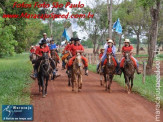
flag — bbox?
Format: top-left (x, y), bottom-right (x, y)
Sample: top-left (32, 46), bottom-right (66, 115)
top-left (113, 18), bottom-right (122, 34)
top-left (67, 25), bottom-right (73, 38)
top-left (62, 28), bottom-right (70, 41)
top-left (70, 18), bottom-right (79, 32)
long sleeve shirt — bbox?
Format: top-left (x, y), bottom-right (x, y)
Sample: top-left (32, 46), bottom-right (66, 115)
top-left (101, 45), bottom-right (116, 61)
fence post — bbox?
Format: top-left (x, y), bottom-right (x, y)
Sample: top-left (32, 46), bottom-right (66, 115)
top-left (142, 60), bottom-right (146, 84)
top-left (89, 53), bottom-right (92, 64)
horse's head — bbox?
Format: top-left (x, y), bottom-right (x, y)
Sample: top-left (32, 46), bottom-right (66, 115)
top-left (75, 53), bottom-right (82, 67)
top-left (124, 51), bottom-right (131, 62)
top-left (106, 52), bottom-right (113, 66)
top-left (41, 52), bottom-right (50, 70)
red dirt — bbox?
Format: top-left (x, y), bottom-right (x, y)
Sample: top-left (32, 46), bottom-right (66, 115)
top-left (29, 65), bottom-right (163, 122)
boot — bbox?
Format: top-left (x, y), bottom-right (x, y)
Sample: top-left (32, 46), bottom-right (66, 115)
top-left (97, 65), bottom-right (100, 74)
top-left (117, 68), bottom-right (123, 75)
top-left (85, 67), bottom-right (88, 76)
top-left (136, 67), bottom-right (141, 74)
top-left (66, 66), bottom-right (72, 74)
top-left (30, 70), bottom-right (37, 80)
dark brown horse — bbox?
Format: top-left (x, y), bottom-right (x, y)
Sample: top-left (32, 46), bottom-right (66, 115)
top-left (37, 52), bottom-right (51, 98)
top-left (123, 52), bottom-right (135, 94)
top-left (103, 53), bottom-right (116, 93)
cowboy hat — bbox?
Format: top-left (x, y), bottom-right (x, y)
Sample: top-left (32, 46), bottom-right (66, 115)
top-left (107, 39), bottom-right (113, 43)
top-left (70, 37), bottom-right (75, 41)
top-left (75, 37), bottom-right (81, 41)
top-left (39, 39), bottom-right (47, 45)
top-left (124, 39), bottom-right (130, 43)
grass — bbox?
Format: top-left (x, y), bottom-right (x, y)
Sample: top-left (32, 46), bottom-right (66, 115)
top-left (0, 53), bottom-right (33, 121)
top-left (88, 64), bottom-right (163, 108)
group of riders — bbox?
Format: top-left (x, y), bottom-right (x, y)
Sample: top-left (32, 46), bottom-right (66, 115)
top-left (29, 33), bottom-right (141, 80)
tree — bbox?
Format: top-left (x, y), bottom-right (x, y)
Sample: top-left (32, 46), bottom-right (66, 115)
top-left (140, 0), bottom-right (161, 75)
top-left (107, 0), bottom-right (113, 38)
top-left (73, 0), bottom-right (108, 54)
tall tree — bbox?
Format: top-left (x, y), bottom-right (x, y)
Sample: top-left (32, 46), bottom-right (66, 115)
top-left (107, 0), bottom-right (113, 38)
top-left (140, 0), bottom-right (161, 75)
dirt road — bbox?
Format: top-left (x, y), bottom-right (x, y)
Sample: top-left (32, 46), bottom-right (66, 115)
top-left (30, 66), bottom-right (163, 122)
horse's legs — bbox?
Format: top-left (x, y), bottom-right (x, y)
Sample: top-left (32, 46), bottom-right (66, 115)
top-left (42, 77), bottom-right (46, 97)
top-left (79, 75), bottom-right (82, 89)
top-left (105, 75), bottom-right (108, 91)
top-left (100, 74), bottom-right (103, 86)
top-left (72, 75), bottom-right (75, 91)
top-left (130, 76), bottom-right (134, 92)
top-left (108, 75), bottom-right (113, 93)
top-left (45, 78), bottom-right (48, 95)
top-left (126, 77), bottom-right (130, 94)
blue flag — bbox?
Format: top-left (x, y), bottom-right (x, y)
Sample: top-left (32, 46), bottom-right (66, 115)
top-left (62, 28), bottom-right (70, 41)
top-left (113, 18), bottom-right (122, 34)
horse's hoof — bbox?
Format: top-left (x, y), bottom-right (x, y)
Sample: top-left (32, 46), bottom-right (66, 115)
top-left (128, 91), bottom-right (131, 94)
top-left (78, 89), bottom-right (81, 92)
top-left (45, 93), bottom-right (47, 96)
top-left (108, 89), bottom-right (111, 93)
top-left (42, 95), bottom-right (46, 98)
top-left (72, 89), bottom-right (74, 91)
top-left (68, 84), bottom-right (71, 86)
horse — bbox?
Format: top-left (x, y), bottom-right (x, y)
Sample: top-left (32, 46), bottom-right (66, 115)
top-left (97, 62), bottom-right (104, 86)
top-left (37, 52), bottom-right (51, 98)
top-left (123, 51), bottom-right (135, 94)
top-left (103, 53), bottom-right (116, 93)
top-left (51, 49), bottom-right (58, 67)
top-left (50, 49), bottom-right (58, 80)
top-left (72, 53), bottom-right (83, 92)
top-left (30, 53), bottom-right (37, 64)
top-left (66, 55), bottom-right (73, 86)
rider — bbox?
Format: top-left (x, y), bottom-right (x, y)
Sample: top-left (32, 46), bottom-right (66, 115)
top-left (62, 37), bottom-right (75, 69)
top-left (101, 39), bottom-right (119, 74)
top-left (67, 37), bottom-right (88, 76)
top-left (118, 39), bottom-right (141, 75)
top-left (30, 39), bottom-right (57, 79)
top-left (48, 40), bottom-right (60, 63)
top-left (39, 33), bottom-right (50, 45)
top-left (30, 46), bottom-right (35, 54)
top-left (97, 48), bottom-right (105, 73)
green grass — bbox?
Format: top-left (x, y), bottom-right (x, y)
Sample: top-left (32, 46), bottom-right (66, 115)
top-left (0, 53), bottom-right (33, 121)
top-left (88, 64), bottom-right (163, 108)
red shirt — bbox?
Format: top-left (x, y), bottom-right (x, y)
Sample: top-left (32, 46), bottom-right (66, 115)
top-left (64, 44), bottom-right (70, 51)
top-left (107, 47), bottom-right (112, 54)
top-left (122, 45), bottom-right (133, 52)
top-left (35, 45), bottom-right (50, 56)
top-left (30, 48), bottom-right (35, 53)
top-left (99, 53), bottom-right (103, 59)
top-left (71, 44), bottom-right (84, 56)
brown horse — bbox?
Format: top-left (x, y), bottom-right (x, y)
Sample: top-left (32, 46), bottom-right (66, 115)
top-left (51, 50), bottom-right (58, 67)
top-left (123, 52), bottom-right (135, 94)
top-left (72, 53), bottom-right (83, 92)
top-left (103, 53), bottom-right (116, 93)
top-left (30, 53), bottom-right (37, 64)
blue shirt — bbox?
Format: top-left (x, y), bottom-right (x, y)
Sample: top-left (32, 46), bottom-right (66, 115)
top-left (48, 44), bottom-right (56, 50)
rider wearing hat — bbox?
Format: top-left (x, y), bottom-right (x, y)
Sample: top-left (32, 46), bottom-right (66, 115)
top-left (62, 37), bottom-right (75, 69)
top-left (118, 39), bottom-right (141, 75)
top-left (48, 40), bottom-right (60, 63)
top-left (39, 33), bottom-right (50, 45)
top-left (101, 39), bottom-right (118, 73)
top-left (30, 39), bottom-right (57, 79)
top-left (68, 37), bottom-right (88, 75)
top-left (97, 48), bottom-right (105, 73)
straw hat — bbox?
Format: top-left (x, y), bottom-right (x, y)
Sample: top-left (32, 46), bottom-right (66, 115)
top-left (43, 33), bottom-right (47, 36)
top-left (124, 39), bottom-right (130, 43)
top-left (107, 39), bottom-right (113, 43)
